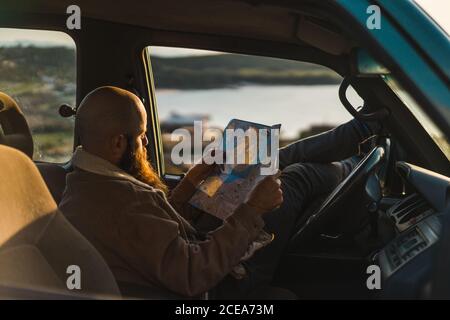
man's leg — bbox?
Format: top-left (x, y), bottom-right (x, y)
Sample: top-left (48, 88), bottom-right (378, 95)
top-left (279, 118), bottom-right (379, 170)
top-left (213, 118), bottom-right (380, 298)
top-left (212, 158), bottom-right (358, 299)
top-left (246, 159), bottom-right (357, 286)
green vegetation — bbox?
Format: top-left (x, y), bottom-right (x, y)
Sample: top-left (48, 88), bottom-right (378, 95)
top-left (0, 45), bottom-right (76, 162)
top-left (0, 46), bottom-right (339, 163)
top-left (151, 54), bottom-right (341, 89)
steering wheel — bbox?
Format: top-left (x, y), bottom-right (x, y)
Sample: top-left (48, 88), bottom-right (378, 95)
top-left (289, 145), bottom-right (386, 249)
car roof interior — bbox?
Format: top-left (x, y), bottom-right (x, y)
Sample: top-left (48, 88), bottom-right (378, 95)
top-left (3, 0), bottom-right (351, 49)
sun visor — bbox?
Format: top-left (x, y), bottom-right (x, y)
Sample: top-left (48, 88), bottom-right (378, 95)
top-left (295, 16), bottom-right (352, 55)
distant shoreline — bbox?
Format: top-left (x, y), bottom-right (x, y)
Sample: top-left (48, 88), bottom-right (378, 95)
top-left (154, 80), bottom-right (341, 90)
top-left (155, 83), bottom-right (342, 93)
top-left (151, 53), bottom-right (341, 90)
top-left (0, 45), bottom-right (341, 90)
top-left (153, 77), bottom-right (341, 90)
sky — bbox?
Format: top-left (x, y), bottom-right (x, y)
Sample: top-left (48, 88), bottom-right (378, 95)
top-left (0, 0), bottom-right (448, 56)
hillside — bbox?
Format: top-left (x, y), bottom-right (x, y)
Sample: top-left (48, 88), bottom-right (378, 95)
top-left (0, 46), bottom-right (340, 161)
top-left (151, 53), bottom-right (341, 89)
top-left (0, 46), bottom-right (76, 161)
top-left (0, 46), bottom-right (75, 83)
top-left (0, 46), bottom-right (340, 90)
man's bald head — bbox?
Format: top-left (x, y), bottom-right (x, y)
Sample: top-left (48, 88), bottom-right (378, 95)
top-left (75, 86), bottom-right (165, 191)
top-left (76, 86), bottom-right (146, 152)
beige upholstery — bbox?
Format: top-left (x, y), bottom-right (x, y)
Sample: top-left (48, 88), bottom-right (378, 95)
top-left (0, 145), bottom-right (120, 297)
top-left (0, 92), bottom-right (33, 158)
top-left (0, 93), bottom-right (69, 203)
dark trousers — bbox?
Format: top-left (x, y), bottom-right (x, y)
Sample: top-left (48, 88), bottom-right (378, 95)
top-left (212, 118), bottom-right (374, 299)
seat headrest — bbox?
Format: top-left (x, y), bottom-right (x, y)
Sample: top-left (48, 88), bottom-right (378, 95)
top-left (0, 145), bottom-right (56, 247)
top-left (0, 92), bottom-right (34, 158)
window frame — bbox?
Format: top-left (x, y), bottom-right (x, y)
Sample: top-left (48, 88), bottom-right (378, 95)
top-left (0, 27), bottom-right (78, 164)
top-left (142, 46), bottom-right (352, 176)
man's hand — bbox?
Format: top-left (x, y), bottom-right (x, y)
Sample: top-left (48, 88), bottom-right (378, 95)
top-left (245, 172), bottom-right (283, 214)
top-left (169, 162), bottom-right (217, 208)
top-left (184, 162), bottom-right (217, 187)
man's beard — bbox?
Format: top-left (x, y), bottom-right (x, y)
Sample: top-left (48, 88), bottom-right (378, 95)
top-left (119, 138), bottom-right (168, 194)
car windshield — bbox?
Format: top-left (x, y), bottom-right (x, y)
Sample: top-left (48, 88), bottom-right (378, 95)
top-left (383, 75), bottom-right (450, 161)
top-left (414, 0), bottom-right (450, 35)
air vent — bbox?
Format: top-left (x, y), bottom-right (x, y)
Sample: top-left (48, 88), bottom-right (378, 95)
top-left (388, 193), bottom-right (435, 232)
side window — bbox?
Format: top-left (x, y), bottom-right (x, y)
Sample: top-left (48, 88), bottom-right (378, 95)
top-left (0, 28), bottom-right (76, 162)
top-left (147, 46), bottom-right (359, 174)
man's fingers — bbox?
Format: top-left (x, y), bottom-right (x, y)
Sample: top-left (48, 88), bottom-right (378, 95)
top-left (273, 170), bottom-right (282, 179)
top-left (271, 191), bottom-right (283, 210)
top-left (266, 177), bottom-right (282, 190)
top-left (276, 188), bottom-right (283, 199)
top-left (276, 190), bottom-right (284, 204)
top-left (185, 162), bottom-right (218, 185)
top-left (209, 150), bottom-right (226, 164)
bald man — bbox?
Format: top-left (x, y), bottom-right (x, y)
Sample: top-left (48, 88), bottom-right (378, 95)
top-left (59, 86), bottom-right (284, 298)
top-left (59, 86), bottom-right (380, 299)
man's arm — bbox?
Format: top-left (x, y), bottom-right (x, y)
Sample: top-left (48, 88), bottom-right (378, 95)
top-left (119, 193), bottom-right (264, 297)
top-left (167, 177), bottom-right (199, 222)
top-left (279, 118), bottom-right (373, 170)
top-left (167, 163), bottom-right (217, 222)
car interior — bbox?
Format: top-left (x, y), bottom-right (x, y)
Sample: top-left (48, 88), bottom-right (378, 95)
top-left (1, 0), bottom-right (449, 299)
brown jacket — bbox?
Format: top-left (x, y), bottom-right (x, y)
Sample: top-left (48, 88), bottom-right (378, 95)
top-left (59, 148), bottom-right (265, 297)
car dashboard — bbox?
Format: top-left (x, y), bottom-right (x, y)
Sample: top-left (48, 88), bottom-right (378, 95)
top-left (374, 162), bottom-right (449, 298)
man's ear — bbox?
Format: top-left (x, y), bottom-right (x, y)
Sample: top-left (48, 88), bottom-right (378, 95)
top-left (110, 134), bottom-right (128, 160)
